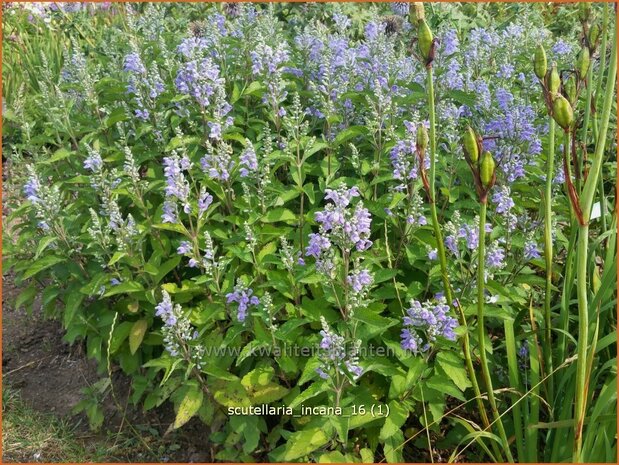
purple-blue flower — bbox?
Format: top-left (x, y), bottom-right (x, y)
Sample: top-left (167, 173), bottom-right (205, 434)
top-left (226, 284), bottom-right (260, 323)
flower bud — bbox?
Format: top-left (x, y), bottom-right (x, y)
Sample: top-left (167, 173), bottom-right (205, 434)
top-left (552, 94), bottom-right (574, 131)
top-left (413, 2), bottom-right (425, 22)
top-left (463, 126), bottom-right (479, 163)
top-left (417, 19), bottom-right (433, 63)
top-left (577, 46), bottom-right (590, 77)
top-left (416, 124), bottom-right (429, 151)
top-left (578, 3), bottom-right (591, 22)
top-left (533, 45), bottom-right (547, 80)
top-left (480, 151), bottom-right (495, 188)
top-left (588, 23), bottom-right (601, 47)
top-left (564, 74), bottom-right (577, 104)
top-left (546, 62), bottom-right (560, 94)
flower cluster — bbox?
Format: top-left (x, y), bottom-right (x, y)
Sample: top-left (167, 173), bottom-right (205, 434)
top-left (226, 281), bottom-right (260, 323)
top-left (316, 316), bottom-right (363, 381)
top-left (23, 165), bottom-right (62, 232)
top-left (123, 50), bottom-right (164, 121)
top-left (444, 211), bottom-right (492, 258)
top-left (401, 297), bottom-right (458, 354)
top-left (155, 291), bottom-right (204, 366)
top-left (161, 152), bottom-right (191, 223)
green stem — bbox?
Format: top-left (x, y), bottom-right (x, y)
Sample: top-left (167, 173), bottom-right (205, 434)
top-left (573, 20), bottom-right (617, 462)
top-left (578, 64), bottom-right (594, 194)
top-left (426, 66), bottom-right (499, 460)
top-left (477, 200), bottom-right (514, 463)
top-left (543, 118), bottom-right (555, 401)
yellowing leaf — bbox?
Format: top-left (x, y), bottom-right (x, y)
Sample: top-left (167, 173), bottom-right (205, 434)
top-left (174, 386), bottom-right (203, 429)
top-left (129, 320), bottom-right (148, 355)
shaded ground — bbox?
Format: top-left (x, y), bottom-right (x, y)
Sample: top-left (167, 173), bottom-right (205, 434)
top-left (2, 271), bottom-right (214, 463)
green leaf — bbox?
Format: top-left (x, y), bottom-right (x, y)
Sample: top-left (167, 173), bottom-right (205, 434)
top-left (108, 251), bottom-right (127, 266)
top-left (154, 256), bottom-right (182, 285)
top-left (354, 307), bottom-right (397, 328)
top-left (165, 135), bottom-right (201, 152)
top-left (34, 236), bottom-right (57, 259)
top-left (282, 426), bottom-right (331, 461)
top-left (333, 126), bottom-right (368, 147)
top-left (129, 320), bottom-right (148, 355)
top-left (174, 385), bottom-right (204, 429)
top-left (23, 255), bottom-right (65, 280)
top-left (436, 351), bottom-right (472, 391)
top-left (152, 222), bottom-right (190, 236)
top-left (262, 208), bottom-right (297, 223)
top-left (15, 284), bottom-right (37, 310)
top-left (212, 379), bottom-right (252, 408)
top-left (379, 401), bottom-right (409, 441)
top-left (103, 281), bottom-right (144, 297)
top-left (383, 430), bottom-right (405, 463)
top-left (41, 148), bottom-right (73, 164)
top-left (242, 81), bottom-right (264, 97)
top-left (288, 382), bottom-right (327, 409)
top-left (64, 291), bottom-right (84, 328)
top-left (426, 374), bottom-right (465, 401)
top-left (109, 321), bottom-right (133, 354)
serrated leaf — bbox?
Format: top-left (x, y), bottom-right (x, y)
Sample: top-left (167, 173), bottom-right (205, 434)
top-left (379, 401), bottom-right (409, 440)
top-left (436, 351), bottom-right (472, 391)
top-left (288, 382), bottom-right (327, 409)
top-left (262, 208), bottom-right (297, 223)
top-left (282, 426), bottom-right (331, 461)
top-left (174, 386), bottom-right (203, 429)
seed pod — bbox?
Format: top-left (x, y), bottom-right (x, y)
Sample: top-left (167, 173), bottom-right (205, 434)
top-left (416, 124), bottom-right (429, 151)
top-left (564, 74), bottom-right (578, 104)
top-left (480, 151), bottom-right (495, 188)
top-left (533, 45), bottom-right (547, 80)
top-left (588, 23), bottom-right (601, 47)
top-left (546, 62), bottom-right (561, 94)
top-left (463, 126), bottom-right (479, 163)
top-left (577, 47), bottom-right (590, 77)
top-left (552, 94), bottom-right (574, 131)
top-left (417, 19), bottom-right (433, 63)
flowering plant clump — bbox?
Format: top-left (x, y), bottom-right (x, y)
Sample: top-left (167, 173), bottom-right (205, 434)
top-left (3, 2), bottom-right (616, 463)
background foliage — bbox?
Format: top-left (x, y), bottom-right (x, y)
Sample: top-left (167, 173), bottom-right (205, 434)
top-left (2, 2), bottom-right (617, 463)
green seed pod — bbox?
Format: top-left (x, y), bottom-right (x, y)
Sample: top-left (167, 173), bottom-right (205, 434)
top-left (588, 23), bottom-right (601, 47)
top-left (416, 124), bottom-right (429, 151)
top-left (418, 19), bottom-right (433, 63)
top-left (533, 45), bottom-right (547, 80)
top-left (577, 47), bottom-right (590, 77)
top-left (480, 151), bottom-right (495, 188)
top-left (552, 94), bottom-right (574, 131)
top-left (564, 74), bottom-right (578, 105)
top-left (546, 62), bottom-right (560, 94)
top-left (463, 126), bottom-right (479, 163)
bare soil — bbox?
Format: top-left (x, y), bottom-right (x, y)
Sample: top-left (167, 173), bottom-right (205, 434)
top-left (2, 272), bottom-right (214, 463)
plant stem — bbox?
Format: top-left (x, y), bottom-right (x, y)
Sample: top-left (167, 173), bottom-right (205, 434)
top-left (543, 118), bottom-right (555, 401)
top-left (593, 3), bottom-right (610, 237)
top-left (573, 21), bottom-right (617, 462)
top-left (425, 65), bottom-right (499, 460)
top-left (477, 200), bottom-right (514, 462)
